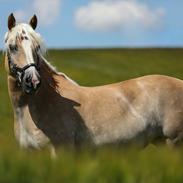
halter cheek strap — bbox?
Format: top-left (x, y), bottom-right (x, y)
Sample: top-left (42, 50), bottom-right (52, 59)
top-left (7, 51), bottom-right (39, 86)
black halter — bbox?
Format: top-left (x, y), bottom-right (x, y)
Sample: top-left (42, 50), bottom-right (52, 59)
top-left (7, 51), bottom-right (39, 86)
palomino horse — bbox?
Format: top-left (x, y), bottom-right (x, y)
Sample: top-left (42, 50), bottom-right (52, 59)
top-left (4, 13), bottom-right (183, 156)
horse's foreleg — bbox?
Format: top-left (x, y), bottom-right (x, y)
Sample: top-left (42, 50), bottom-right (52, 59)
top-left (48, 144), bottom-right (57, 159)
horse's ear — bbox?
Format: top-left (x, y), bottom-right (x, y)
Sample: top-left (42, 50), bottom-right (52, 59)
top-left (8, 13), bottom-right (16, 30)
top-left (29, 15), bottom-right (37, 30)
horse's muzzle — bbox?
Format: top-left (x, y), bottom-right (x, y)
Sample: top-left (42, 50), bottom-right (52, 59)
top-left (22, 69), bottom-right (41, 94)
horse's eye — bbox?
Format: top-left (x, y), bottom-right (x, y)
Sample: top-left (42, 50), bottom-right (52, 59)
top-left (9, 44), bottom-right (18, 52)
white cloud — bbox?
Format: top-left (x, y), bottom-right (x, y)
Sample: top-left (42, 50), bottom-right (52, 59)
top-left (14, 0), bottom-right (61, 26)
top-left (33, 0), bottom-right (61, 26)
top-left (75, 0), bottom-right (165, 32)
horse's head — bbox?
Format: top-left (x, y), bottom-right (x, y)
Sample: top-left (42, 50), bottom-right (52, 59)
top-left (4, 13), bottom-right (45, 94)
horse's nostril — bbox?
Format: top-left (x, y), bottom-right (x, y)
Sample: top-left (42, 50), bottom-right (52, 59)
top-left (25, 76), bottom-right (31, 83)
top-left (31, 78), bottom-right (40, 89)
top-left (32, 79), bottom-right (38, 85)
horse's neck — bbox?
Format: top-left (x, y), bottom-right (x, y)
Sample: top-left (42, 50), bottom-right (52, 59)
top-left (39, 56), bottom-right (77, 91)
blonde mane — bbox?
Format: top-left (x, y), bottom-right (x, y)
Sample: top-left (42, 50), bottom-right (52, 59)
top-left (5, 23), bottom-right (46, 53)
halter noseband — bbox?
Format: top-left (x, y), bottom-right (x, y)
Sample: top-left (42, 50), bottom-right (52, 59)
top-left (7, 51), bottom-right (39, 86)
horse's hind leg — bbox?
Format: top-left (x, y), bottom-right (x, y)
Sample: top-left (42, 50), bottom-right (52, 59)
top-left (163, 112), bottom-right (183, 147)
top-left (166, 131), bottom-right (183, 148)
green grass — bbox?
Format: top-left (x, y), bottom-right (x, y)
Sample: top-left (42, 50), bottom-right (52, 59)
top-left (1, 48), bottom-right (183, 183)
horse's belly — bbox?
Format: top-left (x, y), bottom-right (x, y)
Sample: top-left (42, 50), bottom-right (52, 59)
top-left (89, 117), bottom-right (148, 145)
top-left (90, 120), bottom-right (161, 146)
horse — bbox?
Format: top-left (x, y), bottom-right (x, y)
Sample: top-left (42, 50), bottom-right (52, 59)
top-left (4, 13), bottom-right (183, 156)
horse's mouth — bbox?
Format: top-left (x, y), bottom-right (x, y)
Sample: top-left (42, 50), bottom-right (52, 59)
top-left (22, 80), bottom-right (41, 95)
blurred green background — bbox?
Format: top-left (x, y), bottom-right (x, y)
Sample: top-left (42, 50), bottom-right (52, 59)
top-left (1, 48), bottom-right (183, 183)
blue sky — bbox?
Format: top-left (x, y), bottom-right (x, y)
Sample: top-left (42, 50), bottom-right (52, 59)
top-left (0, 0), bottom-right (183, 49)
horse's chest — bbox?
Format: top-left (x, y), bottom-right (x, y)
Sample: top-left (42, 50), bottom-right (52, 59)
top-left (16, 122), bottom-right (37, 148)
top-left (14, 107), bottom-right (49, 149)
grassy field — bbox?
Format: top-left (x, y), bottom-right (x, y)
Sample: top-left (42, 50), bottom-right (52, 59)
top-left (0, 48), bottom-right (183, 183)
